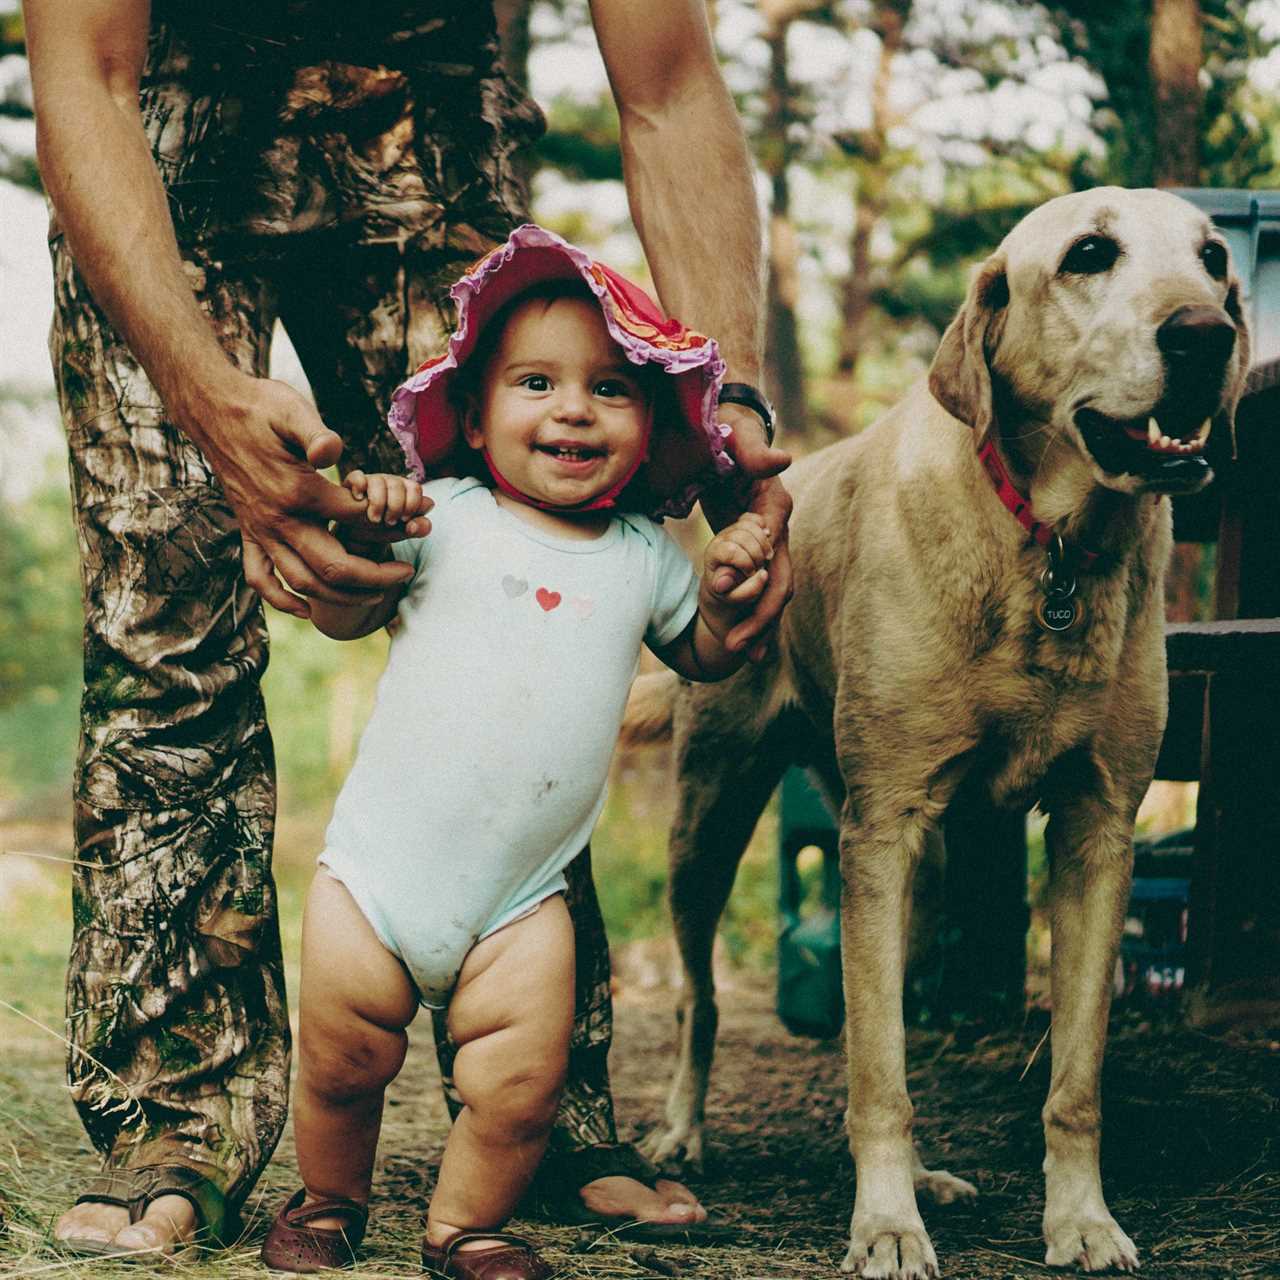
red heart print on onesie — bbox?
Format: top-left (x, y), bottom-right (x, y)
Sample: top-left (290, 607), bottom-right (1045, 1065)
top-left (536, 588), bottom-right (561, 612)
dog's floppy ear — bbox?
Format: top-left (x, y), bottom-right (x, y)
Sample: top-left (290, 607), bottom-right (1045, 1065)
top-left (928, 253), bottom-right (1008, 435)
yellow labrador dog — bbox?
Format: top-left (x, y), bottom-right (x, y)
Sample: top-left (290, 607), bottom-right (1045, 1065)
top-left (630, 188), bottom-right (1251, 1277)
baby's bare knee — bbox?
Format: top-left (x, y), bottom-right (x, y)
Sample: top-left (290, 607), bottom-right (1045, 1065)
top-left (460, 1041), bottom-right (568, 1140)
top-left (300, 1016), bottom-right (408, 1102)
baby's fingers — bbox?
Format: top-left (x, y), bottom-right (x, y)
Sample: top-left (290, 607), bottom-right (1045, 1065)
top-left (364, 474), bottom-right (388, 523)
top-left (727, 519), bottom-right (773, 565)
top-left (407, 481), bottom-right (432, 518)
top-left (381, 478), bottom-right (410, 525)
top-left (345, 469), bottom-right (369, 500)
top-left (708, 540), bottom-right (763, 596)
top-left (722, 566), bottom-right (769, 605)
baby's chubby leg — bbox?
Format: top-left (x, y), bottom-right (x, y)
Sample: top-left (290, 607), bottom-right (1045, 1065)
top-left (292, 872), bottom-right (419, 1226)
top-left (427, 894), bottom-right (574, 1249)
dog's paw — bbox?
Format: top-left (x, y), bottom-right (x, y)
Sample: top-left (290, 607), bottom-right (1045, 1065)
top-left (637, 1123), bottom-right (704, 1173)
top-left (841, 1216), bottom-right (939, 1279)
top-left (1044, 1217), bottom-right (1139, 1272)
top-left (913, 1167), bottom-right (978, 1207)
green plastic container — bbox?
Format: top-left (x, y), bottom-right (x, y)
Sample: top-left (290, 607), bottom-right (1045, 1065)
top-left (777, 767), bottom-right (844, 1038)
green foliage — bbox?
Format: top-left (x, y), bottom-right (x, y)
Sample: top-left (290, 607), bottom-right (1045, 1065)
top-left (261, 611), bottom-right (387, 814)
top-left (0, 8), bottom-right (39, 194)
top-left (1045, 0), bottom-right (1277, 189)
top-left (537, 96), bottom-right (623, 182)
top-left (592, 760), bottom-right (779, 963)
top-left (0, 479), bottom-right (82, 716)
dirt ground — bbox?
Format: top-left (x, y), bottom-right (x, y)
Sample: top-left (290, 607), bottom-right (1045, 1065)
top-left (4, 975), bottom-right (1279, 1278)
top-left (239, 979), bottom-right (1279, 1280)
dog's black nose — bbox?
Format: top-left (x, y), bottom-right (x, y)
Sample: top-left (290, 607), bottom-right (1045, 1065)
top-left (1156, 305), bottom-right (1237, 366)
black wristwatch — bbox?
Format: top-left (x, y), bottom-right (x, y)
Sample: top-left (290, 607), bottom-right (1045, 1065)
top-left (717, 382), bottom-right (776, 446)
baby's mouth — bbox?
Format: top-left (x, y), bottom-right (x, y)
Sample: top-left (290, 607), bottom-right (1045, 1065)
top-left (537, 444), bottom-right (604, 462)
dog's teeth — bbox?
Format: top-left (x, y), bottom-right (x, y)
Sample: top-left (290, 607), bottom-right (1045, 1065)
top-left (1147, 418), bottom-right (1161, 445)
top-left (1194, 418), bottom-right (1212, 444)
top-left (1160, 434), bottom-right (1174, 450)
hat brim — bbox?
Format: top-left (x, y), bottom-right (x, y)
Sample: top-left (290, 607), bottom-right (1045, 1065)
top-left (388, 224), bottom-right (732, 519)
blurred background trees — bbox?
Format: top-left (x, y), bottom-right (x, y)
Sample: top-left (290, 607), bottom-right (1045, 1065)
top-left (2, 0), bottom-right (1278, 903)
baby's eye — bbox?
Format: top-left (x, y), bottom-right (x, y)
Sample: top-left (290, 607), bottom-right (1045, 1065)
top-left (595, 378), bottom-right (637, 399)
top-left (520, 374), bottom-right (552, 391)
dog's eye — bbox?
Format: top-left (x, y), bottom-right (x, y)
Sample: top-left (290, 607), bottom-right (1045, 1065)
top-left (1201, 240), bottom-right (1228, 280)
top-left (1060, 235), bottom-right (1119, 275)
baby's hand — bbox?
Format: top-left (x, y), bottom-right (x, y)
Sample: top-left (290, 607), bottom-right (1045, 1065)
top-left (704, 512), bottom-right (772, 607)
top-left (343, 471), bottom-right (432, 541)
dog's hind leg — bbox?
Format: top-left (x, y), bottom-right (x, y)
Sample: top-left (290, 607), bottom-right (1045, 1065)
top-left (1039, 781), bottom-right (1140, 1273)
top-left (639, 689), bottom-right (796, 1172)
top-left (911, 1147), bottom-right (976, 1207)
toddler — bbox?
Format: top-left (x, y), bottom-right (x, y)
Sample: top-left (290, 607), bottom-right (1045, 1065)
top-left (260, 226), bottom-right (772, 1279)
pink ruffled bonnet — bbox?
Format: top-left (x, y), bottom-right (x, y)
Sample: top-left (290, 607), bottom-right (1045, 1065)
top-left (387, 223), bottom-right (733, 519)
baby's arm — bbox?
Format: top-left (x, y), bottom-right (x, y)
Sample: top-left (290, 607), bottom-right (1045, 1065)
top-left (656, 514), bottom-right (772, 682)
top-left (309, 472), bottom-right (432, 640)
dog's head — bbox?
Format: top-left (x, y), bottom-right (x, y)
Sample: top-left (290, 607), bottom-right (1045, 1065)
top-left (929, 187), bottom-right (1252, 498)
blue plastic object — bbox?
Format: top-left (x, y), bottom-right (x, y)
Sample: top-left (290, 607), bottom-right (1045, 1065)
top-left (1118, 831), bottom-right (1194, 1001)
top-left (777, 767), bottom-right (844, 1038)
top-left (1172, 188), bottom-right (1280, 363)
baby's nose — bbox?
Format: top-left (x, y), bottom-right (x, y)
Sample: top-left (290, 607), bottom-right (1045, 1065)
top-left (553, 387), bottom-right (594, 421)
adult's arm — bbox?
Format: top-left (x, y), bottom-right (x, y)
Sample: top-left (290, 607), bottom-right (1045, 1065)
top-left (591, 0), bottom-right (793, 657)
top-left (23, 0), bottom-right (413, 617)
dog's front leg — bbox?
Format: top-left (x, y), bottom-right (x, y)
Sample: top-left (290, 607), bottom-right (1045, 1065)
top-left (1041, 794), bottom-right (1139, 1273)
top-left (840, 809), bottom-right (938, 1280)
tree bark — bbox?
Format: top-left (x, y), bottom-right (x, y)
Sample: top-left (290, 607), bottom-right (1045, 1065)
top-left (1150, 0), bottom-right (1202, 186)
top-left (760, 6), bottom-right (810, 441)
top-left (836, 0), bottom-right (908, 383)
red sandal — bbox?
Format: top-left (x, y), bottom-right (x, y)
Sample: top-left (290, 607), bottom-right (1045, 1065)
top-left (421, 1229), bottom-right (553, 1280)
top-left (260, 1189), bottom-right (368, 1273)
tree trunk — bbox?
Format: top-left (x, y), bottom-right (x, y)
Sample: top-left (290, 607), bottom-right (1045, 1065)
top-left (760, 12), bottom-right (809, 441)
top-left (493, 0), bottom-right (536, 199)
top-left (1150, 0), bottom-right (1202, 186)
top-left (827, 0), bottom-right (908, 431)
top-left (493, 0), bottom-right (532, 90)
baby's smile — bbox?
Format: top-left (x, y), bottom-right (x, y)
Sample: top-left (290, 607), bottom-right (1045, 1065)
top-left (536, 442), bottom-right (607, 467)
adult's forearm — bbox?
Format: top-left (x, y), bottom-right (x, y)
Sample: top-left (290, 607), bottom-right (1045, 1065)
top-left (33, 76), bottom-right (238, 444)
top-left (619, 79), bottom-right (764, 385)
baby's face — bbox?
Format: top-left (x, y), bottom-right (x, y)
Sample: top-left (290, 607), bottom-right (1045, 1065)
top-left (464, 296), bottom-right (651, 509)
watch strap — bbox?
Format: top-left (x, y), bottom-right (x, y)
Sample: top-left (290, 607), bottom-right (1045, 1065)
top-left (717, 382), bottom-right (776, 446)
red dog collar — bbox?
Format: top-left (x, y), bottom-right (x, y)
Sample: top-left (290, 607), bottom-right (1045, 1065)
top-left (976, 433), bottom-right (1102, 573)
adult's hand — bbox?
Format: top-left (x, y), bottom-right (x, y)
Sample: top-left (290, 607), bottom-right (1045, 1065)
top-left (180, 371), bottom-right (415, 619)
top-left (700, 403), bottom-right (793, 662)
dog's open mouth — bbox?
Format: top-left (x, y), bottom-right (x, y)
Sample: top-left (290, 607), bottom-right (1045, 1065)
top-left (1075, 408), bottom-right (1213, 491)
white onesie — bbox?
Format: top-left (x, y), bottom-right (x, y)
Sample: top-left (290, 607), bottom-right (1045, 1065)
top-left (320, 477), bottom-right (699, 1006)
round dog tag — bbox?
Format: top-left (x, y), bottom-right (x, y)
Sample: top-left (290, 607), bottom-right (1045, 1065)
top-left (1036, 595), bottom-right (1083, 633)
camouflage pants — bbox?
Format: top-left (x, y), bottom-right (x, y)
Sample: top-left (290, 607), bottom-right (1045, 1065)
top-left (51, 231), bottom-right (620, 1235)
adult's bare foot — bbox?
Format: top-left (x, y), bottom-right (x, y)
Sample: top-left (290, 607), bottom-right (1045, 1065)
top-left (54, 1200), bottom-right (130, 1250)
top-left (110, 1196), bottom-right (198, 1259)
top-left (578, 1175), bottom-right (707, 1225)
top-left (54, 1193), bottom-right (196, 1257)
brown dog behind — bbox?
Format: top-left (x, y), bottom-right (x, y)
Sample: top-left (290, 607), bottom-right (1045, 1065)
top-left (628, 188), bottom-right (1252, 1278)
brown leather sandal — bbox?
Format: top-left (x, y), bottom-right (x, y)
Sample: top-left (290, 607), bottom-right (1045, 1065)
top-left (260, 1189), bottom-right (368, 1273)
top-left (421, 1229), bottom-right (553, 1280)
top-left (53, 1164), bottom-right (225, 1258)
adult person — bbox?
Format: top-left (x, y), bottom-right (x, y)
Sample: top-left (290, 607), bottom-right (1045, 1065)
top-left (25, 0), bottom-right (792, 1259)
